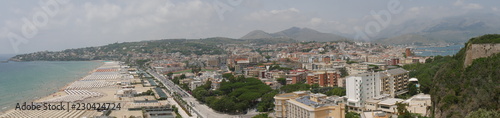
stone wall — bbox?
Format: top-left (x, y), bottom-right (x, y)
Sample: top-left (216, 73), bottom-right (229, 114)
top-left (464, 43), bottom-right (500, 67)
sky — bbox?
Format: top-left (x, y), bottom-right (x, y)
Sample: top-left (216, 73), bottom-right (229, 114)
top-left (0, 0), bottom-right (499, 54)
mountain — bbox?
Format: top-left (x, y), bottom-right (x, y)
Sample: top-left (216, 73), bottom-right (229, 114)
top-left (241, 27), bottom-right (350, 42)
top-left (376, 13), bottom-right (500, 44)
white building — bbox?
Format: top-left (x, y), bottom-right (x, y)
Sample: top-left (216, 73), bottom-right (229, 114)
top-left (346, 72), bottom-right (383, 112)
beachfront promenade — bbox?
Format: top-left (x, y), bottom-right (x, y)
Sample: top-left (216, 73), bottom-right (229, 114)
top-left (0, 61), bottom-right (154, 118)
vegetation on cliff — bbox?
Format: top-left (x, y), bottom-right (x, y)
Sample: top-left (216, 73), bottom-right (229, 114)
top-left (469, 34), bottom-right (500, 44)
top-left (403, 34), bottom-right (500, 118)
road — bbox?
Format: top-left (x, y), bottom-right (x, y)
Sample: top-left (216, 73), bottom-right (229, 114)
top-left (148, 70), bottom-right (260, 118)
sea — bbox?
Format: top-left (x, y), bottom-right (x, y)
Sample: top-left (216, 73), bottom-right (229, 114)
top-left (414, 45), bottom-right (464, 57)
top-left (0, 54), bottom-right (102, 113)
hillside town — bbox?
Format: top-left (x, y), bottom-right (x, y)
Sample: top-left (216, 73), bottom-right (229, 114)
top-left (140, 41), bottom-right (431, 118)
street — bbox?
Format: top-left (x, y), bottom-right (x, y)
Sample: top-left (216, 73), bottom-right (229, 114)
top-left (148, 70), bottom-right (261, 118)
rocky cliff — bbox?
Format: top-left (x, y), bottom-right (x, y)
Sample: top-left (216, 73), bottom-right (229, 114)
top-left (431, 34), bottom-right (500, 118)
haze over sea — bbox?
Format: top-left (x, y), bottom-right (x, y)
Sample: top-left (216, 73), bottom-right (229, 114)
top-left (0, 54), bottom-right (101, 112)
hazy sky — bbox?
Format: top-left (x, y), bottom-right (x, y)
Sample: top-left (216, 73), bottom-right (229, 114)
top-left (0, 0), bottom-right (498, 54)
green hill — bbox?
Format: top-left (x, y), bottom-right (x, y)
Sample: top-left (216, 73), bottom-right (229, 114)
top-left (9, 37), bottom-right (296, 61)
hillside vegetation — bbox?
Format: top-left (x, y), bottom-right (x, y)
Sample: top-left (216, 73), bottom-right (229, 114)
top-left (10, 37), bottom-right (296, 61)
top-left (404, 34), bottom-right (500, 118)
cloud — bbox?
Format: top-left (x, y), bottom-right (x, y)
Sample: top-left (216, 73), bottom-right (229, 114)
top-left (246, 8), bottom-right (301, 21)
top-left (493, 7), bottom-right (499, 11)
top-left (454, 0), bottom-right (483, 10)
top-left (309, 17), bottom-right (323, 26)
top-left (0, 0), bottom-right (220, 54)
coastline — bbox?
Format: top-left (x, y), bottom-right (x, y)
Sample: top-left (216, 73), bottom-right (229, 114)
top-left (37, 61), bottom-right (105, 101)
top-left (0, 61), bottom-right (104, 115)
top-left (0, 61), bottom-right (166, 117)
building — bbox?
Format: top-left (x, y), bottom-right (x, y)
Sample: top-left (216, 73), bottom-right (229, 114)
top-left (346, 63), bottom-right (371, 75)
top-left (346, 72), bottom-right (384, 112)
top-left (405, 94), bottom-right (431, 117)
top-left (115, 89), bottom-right (137, 98)
top-left (274, 91), bottom-right (345, 118)
top-left (363, 94), bottom-right (431, 117)
top-left (306, 71), bottom-right (341, 87)
top-left (380, 68), bottom-right (410, 97)
top-left (286, 72), bottom-right (307, 85)
top-left (345, 68), bottom-right (410, 112)
top-left (385, 58), bottom-right (400, 66)
top-left (405, 48), bottom-right (412, 57)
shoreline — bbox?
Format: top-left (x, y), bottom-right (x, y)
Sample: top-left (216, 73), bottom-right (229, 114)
top-left (0, 61), bottom-right (105, 115)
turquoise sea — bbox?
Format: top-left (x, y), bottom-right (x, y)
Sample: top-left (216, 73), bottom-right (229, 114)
top-left (0, 54), bottom-right (102, 112)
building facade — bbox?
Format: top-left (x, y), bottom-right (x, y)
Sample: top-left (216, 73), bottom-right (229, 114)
top-left (274, 91), bottom-right (345, 118)
top-left (306, 71), bottom-right (341, 87)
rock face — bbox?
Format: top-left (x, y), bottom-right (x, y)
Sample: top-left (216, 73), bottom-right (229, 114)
top-left (464, 43), bottom-right (500, 67)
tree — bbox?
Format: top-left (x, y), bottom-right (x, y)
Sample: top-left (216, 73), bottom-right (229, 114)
top-left (408, 83), bottom-right (418, 96)
top-left (167, 72), bottom-right (174, 77)
top-left (180, 74), bottom-right (186, 79)
top-left (311, 83), bottom-right (320, 89)
top-left (222, 73), bottom-right (234, 79)
top-left (280, 83), bottom-right (310, 93)
top-left (191, 66), bottom-right (202, 74)
top-left (277, 78), bottom-right (286, 85)
top-left (265, 55), bottom-right (271, 62)
top-left (340, 68), bottom-right (349, 77)
top-left (346, 112), bottom-right (360, 118)
top-left (172, 76), bottom-right (180, 84)
top-left (326, 87), bottom-right (346, 96)
top-left (257, 90), bottom-right (278, 112)
top-left (425, 58), bottom-right (433, 63)
top-left (465, 109), bottom-right (500, 118)
top-left (396, 102), bottom-right (411, 118)
top-left (252, 113), bottom-right (271, 118)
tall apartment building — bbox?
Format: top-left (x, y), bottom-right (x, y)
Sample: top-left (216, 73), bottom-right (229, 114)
top-left (345, 68), bottom-right (410, 112)
top-left (380, 68), bottom-right (410, 97)
top-left (306, 71), bottom-right (341, 87)
top-left (274, 91), bottom-right (345, 118)
top-left (346, 72), bottom-right (383, 112)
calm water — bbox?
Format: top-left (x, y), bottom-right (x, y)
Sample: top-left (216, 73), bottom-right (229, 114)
top-left (0, 55), bottom-right (101, 112)
top-left (415, 45), bottom-right (464, 56)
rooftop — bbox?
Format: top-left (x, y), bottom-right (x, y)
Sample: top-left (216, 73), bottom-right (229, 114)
top-left (385, 68), bottom-right (408, 75)
top-left (378, 98), bottom-right (404, 106)
top-left (296, 96), bottom-right (317, 106)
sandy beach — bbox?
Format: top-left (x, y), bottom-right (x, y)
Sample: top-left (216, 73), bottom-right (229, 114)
top-left (0, 61), bottom-right (166, 118)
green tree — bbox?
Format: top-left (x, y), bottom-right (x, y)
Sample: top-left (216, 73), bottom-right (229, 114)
top-left (396, 102), bottom-right (411, 118)
top-left (265, 56), bottom-right (271, 62)
top-left (465, 109), bottom-right (500, 118)
top-left (277, 78), bottom-right (286, 85)
top-left (346, 112), bottom-right (360, 118)
top-left (326, 87), bottom-right (346, 96)
top-left (340, 68), bottom-right (349, 77)
top-left (252, 113), bottom-right (271, 118)
top-left (180, 74), bottom-right (186, 79)
top-left (167, 72), bottom-right (174, 77)
top-left (408, 83), bottom-right (418, 96)
top-left (257, 91), bottom-right (278, 112)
